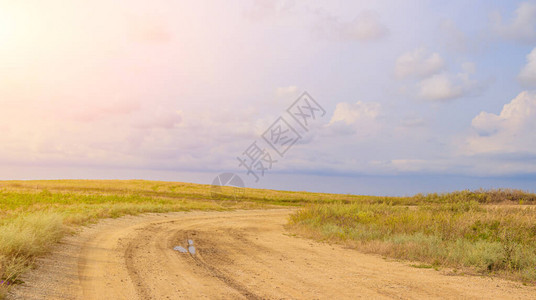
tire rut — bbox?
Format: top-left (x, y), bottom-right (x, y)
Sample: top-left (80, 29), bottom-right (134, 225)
top-left (124, 241), bottom-right (152, 299)
top-left (190, 252), bottom-right (261, 300)
top-left (8, 209), bottom-right (536, 300)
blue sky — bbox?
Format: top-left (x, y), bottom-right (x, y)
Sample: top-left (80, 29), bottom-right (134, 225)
top-left (0, 1), bottom-right (535, 195)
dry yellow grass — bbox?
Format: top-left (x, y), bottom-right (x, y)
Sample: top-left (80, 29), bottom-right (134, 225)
top-left (289, 201), bottom-right (536, 283)
top-left (0, 180), bottom-right (534, 296)
top-left (0, 179), bottom-right (269, 297)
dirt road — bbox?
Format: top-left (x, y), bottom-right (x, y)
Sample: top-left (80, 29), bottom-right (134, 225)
top-left (9, 209), bottom-right (536, 299)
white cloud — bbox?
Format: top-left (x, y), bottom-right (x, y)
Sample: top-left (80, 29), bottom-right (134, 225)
top-left (329, 101), bottom-right (380, 125)
top-left (417, 62), bottom-right (478, 101)
top-left (323, 101), bottom-right (383, 141)
top-left (394, 47), bottom-right (482, 102)
top-left (491, 1), bottom-right (536, 43)
top-left (394, 48), bottom-right (445, 79)
top-left (519, 47), bottom-right (536, 86)
top-left (418, 74), bottom-right (463, 101)
top-left (314, 10), bottom-right (388, 42)
top-left (340, 91), bottom-right (536, 177)
top-left (0, 95), bottom-right (264, 172)
top-left (466, 91), bottom-right (536, 155)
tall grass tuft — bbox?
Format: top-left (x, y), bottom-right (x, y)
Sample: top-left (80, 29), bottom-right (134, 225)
top-left (0, 212), bottom-right (65, 298)
top-left (0, 212), bottom-right (65, 259)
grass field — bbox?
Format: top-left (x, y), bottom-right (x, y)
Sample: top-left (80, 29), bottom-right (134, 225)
top-left (0, 179), bottom-right (373, 294)
top-left (0, 180), bottom-right (535, 297)
top-left (289, 192), bottom-right (536, 284)
top-left (0, 179), bottom-right (246, 297)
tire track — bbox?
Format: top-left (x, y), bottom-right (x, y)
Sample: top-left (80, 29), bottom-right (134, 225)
top-left (9, 209), bottom-right (536, 300)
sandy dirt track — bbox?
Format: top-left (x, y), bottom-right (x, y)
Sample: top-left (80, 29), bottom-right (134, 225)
top-left (9, 209), bottom-right (536, 299)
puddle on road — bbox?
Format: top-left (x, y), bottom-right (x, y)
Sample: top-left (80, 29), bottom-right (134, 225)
top-left (188, 239), bottom-right (196, 254)
top-left (173, 246), bottom-right (187, 253)
top-left (174, 239), bottom-right (195, 255)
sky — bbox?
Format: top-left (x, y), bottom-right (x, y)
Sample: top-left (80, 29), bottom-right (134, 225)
top-left (0, 0), bottom-right (536, 196)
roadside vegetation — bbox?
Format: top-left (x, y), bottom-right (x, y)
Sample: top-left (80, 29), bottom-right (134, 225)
top-left (289, 190), bottom-right (536, 284)
top-left (0, 180), bottom-right (534, 297)
top-left (0, 179), bottom-right (262, 297)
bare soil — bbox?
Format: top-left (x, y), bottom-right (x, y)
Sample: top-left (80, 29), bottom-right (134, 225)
top-left (8, 209), bottom-right (536, 299)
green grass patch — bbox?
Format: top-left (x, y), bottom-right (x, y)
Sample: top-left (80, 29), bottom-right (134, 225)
top-left (410, 263), bottom-right (434, 269)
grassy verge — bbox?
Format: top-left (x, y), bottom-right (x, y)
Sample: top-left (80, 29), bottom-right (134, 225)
top-left (289, 199), bottom-right (536, 284)
top-left (0, 180), bottom-right (534, 296)
top-left (0, 179), bottom-right (292, 297)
